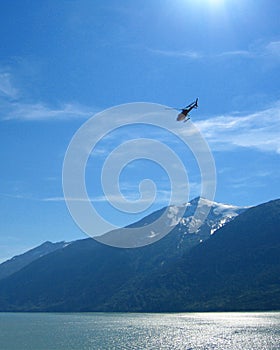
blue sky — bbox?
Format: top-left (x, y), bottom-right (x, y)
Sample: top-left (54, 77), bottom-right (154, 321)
top-left (1, 0), bottom-right (280, 260)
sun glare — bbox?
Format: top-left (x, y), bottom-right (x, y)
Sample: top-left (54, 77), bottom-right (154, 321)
top-left (195, 0), bottom-right (225, 7)
top-left (209, 0), bottom-right (224, 5)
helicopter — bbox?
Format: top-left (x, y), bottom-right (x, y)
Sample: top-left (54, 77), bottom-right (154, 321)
top-left (176, 98), bottom-right (198, 122)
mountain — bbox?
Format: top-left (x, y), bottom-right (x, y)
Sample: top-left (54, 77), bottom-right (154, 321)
top-left (97, 197), bottom-right (246, 248)
top-left (0, 241), bottom-right (69, 281)
top-left (0, 197), bottom-right (245, 272)
top-left (104, 199), bottom-right (280, 312)
top-left (0, 198), bottom-right (278, 312)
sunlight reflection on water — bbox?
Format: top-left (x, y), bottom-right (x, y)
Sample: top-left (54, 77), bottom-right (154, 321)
top-left (0, 312), bottom-right (279, 350)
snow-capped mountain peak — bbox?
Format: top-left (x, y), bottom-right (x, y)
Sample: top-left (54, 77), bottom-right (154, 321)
top-left (99, 197), bottom-right (247, 249)
top-left (166, 197), bottom-right (246, 231)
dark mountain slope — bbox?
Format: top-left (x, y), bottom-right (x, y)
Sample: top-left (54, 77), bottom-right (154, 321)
top-left (0, 198), bottom-right (243, 311)
top-left (0, 228), bottom-right (202, 311)
top-left (0, 199), bottom-right (278, 312)
top-left (0, 238), bottom-right (136, 311)
top-left (104, 199), bottom-right (280, 312)
top-left (0, 241), bottom-right (67, 281)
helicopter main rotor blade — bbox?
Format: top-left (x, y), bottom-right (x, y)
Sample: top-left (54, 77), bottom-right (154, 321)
top-left (164, 107), bottom-right (180, 111)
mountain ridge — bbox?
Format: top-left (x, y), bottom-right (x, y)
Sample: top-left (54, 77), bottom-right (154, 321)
top-left (102, 199), bottom-right (280, 312)
top-left (0, 198), bottom-right (278, 312)
top-left (0, 241), bottom-right (69, 281)
top-left (96, 197), bottom-right (246, 247)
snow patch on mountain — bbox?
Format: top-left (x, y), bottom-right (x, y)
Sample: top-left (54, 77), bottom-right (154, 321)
top-left (99, 197), bottom-right (247, 249)
top-left (166, 205), bottom-right (182, 226)
top-left (165, 197), bottom-right (246, 235)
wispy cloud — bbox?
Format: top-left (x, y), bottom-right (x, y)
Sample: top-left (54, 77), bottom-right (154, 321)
top-left (42, 196), bottom-right (85, 202)
top-left (228, 173), bottom-right (269, 190)
top-left (43, 181), bottom-right (194, 207)
top-left (148, 48), bottom-right (202, 59)
top-left (196, 103), bottom-right (280, 154)
top-left (217, 50), bottom-right (252, 58)
top-left (216, 39), bottom-right (280, 60)
top-left (150, 47), bottom-right (251, 60)
top-left (148, 39), bottom-right (280, 62)
top-left (0, 72), bottom-right (18, 99)
top-left (0, 67), bottom-right (96, 122)
top-left (0, 192), bottom-right (32, 200)
top-left (265, 40), bottom-right (280, 58)
top-left (2, 101), bottom-right (94, 121)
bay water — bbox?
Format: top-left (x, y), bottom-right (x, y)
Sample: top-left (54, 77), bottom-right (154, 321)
top-left (0, 312), bottom-right (279, 349)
